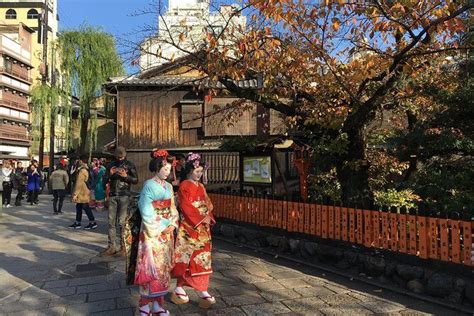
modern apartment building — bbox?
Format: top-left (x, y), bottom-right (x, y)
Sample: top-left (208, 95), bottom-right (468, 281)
top-left (0, 0), bottom-right (63, 164)
top-left (0, 23), bottom-right (33, 161)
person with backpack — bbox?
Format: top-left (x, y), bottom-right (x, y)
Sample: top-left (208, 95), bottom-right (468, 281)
top-left (68, 154), bottom-right (97, 230)
top-left (49, 163), bottom-right (69, 215)
top-left (100, 146), bottom-right (138, 256)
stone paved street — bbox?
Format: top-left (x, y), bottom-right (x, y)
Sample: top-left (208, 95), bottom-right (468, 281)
top-left (0, 195), bottom-right (467, 315)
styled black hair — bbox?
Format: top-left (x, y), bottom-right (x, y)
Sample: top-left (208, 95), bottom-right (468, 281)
top-left (149, 155), bottom-right (175, 173)
top-left (180, 158), bottom-right (207, 182)
top-left (175, 153), bottom-right (185, 160)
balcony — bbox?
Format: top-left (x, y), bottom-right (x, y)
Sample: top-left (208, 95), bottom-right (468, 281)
top-left (1, 90), bottom-right (30, 112)
top-left (0, 66), bottom-right (31, 83)
top-left (0, 98), bottom-right (29, 112)
top-left (0, 36), bottom-right (31, 66)
top-left (0, 130), bottom-right (30, 143)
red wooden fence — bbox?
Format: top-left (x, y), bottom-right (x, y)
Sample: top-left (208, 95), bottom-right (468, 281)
top-left (209, 193), bottom-right (474, 267)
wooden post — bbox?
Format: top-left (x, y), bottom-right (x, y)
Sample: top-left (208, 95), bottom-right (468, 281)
top-left (390, 206), bottom-right (399, 252)
top-left (451, 219), bottom-right (461, 264)
top-left (321, 204), bottom-right (328, 238)
top-left (399, 207), bottom-right (408, 254)
top-left (408, 208), bottom-right (417, 255)
top-left (335, 204), bottom-right (342, 240)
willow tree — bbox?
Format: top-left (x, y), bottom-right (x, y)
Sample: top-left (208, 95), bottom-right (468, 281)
top-left (58, 26), bottom-right (123, 155)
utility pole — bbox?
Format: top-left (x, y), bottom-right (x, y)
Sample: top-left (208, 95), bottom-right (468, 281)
top-left (38, 2), bottom-right (49, 169)
top-left (48, 44), bottom-right (56, 193)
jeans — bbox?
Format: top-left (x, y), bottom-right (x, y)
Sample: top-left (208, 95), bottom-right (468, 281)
top-left (53, 189), bottom-right (66, 213)
top-left (108, 195), bottom-right (130, 251)
top-left (75, 203), bottom-right (95, 223)
top-left (2, 182), bottom-right (12, 205)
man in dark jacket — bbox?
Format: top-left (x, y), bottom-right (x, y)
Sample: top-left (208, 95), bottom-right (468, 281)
top-left (100, 146), bottom-right (138, 256)
top-left (13, 162), bottom-right (27, 206)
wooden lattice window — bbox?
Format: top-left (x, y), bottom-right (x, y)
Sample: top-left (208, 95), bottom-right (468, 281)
top-left (181, 102), bottom-right (202, 129)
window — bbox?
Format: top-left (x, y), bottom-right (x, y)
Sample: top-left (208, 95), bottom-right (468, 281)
top-left (181, 103), bottom-right (203, 129)
top-left (27, 9), bottom-right (39, 19)
top-left (4, 59), bottom-right (12, 74)
top-left (5, 9), bottom-right (17, 19)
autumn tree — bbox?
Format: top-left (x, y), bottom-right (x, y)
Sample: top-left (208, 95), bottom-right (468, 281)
top-left (136, 0), bottom-right (473, 205)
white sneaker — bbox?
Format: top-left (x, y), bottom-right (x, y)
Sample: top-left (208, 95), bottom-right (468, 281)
top-left (6, 204), bottom-right (12, 208)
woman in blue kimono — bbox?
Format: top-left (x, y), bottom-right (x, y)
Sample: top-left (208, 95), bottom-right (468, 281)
top-left (132, 149), bottom-right (178, 316)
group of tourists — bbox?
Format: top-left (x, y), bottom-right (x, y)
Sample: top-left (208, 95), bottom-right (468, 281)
top-left (1, 159), bottom-right (42, 207)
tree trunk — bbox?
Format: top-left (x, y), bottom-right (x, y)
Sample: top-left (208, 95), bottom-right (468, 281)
top-left (48, 112), bottom-right (55, 193)
top-left (78, 105), bottom-right (90, 155)
top-left (337, 126), bottom-right (371, 207)
top-left (38, 112), bottom-right (45, 168)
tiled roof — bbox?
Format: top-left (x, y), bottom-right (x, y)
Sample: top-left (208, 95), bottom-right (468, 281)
top-left (105, 76), bottom-right (261, 89)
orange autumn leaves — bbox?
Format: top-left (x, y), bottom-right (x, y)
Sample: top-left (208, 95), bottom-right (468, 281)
top-left (197, 0), bottom-right (470, 129)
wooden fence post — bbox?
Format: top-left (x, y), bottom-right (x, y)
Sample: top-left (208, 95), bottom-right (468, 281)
top-left (390, 206), bottom-right (399, 252)
top-left (399, 206), bottom-right (408, 254)
top-left (408, 208), bottom-right (417, 255)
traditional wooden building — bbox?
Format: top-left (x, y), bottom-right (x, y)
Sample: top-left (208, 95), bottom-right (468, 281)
top-left (103, 56), bottom-right (293, 193)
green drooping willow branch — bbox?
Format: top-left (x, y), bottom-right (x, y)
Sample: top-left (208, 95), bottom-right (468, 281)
top-left (58, 25), bottom-right (124, 155)
top-left (30, 83), bottom-right (62, 141)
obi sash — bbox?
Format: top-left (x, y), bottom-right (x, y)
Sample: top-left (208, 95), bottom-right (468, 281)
top-left (152, 199), bottom-right (172, 217)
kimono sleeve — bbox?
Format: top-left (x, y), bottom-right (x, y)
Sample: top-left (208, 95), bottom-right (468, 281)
top-left (167, 182), bottom-right (179, 229)
top-left (178, 183), bottom-right (206, 228)
top-left (138, 180), bottom-right (167, 238)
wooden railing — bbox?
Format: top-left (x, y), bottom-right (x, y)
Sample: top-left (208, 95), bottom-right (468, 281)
top-left (0, 130), bottom-right (30, 142)
top-left (209, 193), bottom-right (474, 267)
top-left (0, 66), bottom-right (31, 83)
top-left (0, 98), bottom-right (29, 112)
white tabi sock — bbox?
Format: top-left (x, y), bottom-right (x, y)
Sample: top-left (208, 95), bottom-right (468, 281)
top-left (139, 304), bottom-right (150, 316)
top-left (175, 286), bottom-right (187, 296)
top-left (152, 301), bottom-right (169, 315)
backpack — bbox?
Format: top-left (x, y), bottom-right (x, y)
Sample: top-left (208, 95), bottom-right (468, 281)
top-left (86, 168), bottom-right (98, 190)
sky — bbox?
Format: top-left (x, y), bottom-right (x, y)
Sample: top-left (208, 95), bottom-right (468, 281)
top-left (58, 0), bottom-right (158, 74)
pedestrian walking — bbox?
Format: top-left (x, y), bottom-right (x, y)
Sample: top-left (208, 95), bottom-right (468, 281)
top-left (1, 160), bottom-right (14, 208)
top-left (172, 153), bottom-right (216, 309)
top-left (26, 162), bottom-right (41, 205)
top-left (68, 155), bottom-right (97, 230)
top-left (129, 149), bottom-right (178, 316)
top-left (100, 146), bottom-right (138, 256)
top-left (94, 159), bottom-right (106, 209)
top-left (12, 162), bottom-right (27, 206)
top-left (49, 163), bottom-right (69, 215)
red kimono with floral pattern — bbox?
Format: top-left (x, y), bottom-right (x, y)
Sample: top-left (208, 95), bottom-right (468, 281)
top-left (172, 180), bottom-right (215, 291)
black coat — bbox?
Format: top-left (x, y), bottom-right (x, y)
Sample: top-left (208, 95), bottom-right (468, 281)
top-left (103, 159), bottom-right (138, 196)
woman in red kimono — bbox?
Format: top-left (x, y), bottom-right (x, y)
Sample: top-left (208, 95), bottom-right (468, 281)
top-left (171, 153), bottom-right (216, 309)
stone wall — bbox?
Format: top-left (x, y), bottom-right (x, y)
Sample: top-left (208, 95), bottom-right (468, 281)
top-left (212, 222), bottom-right (474, 307)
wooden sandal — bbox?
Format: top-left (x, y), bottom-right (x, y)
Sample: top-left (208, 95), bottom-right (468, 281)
top-left (171, 291), bottom-right (189, 304)
top-left (198, 295), bottom-right (216, 309)
top-left (152, 308), bottom-right (169, 316)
